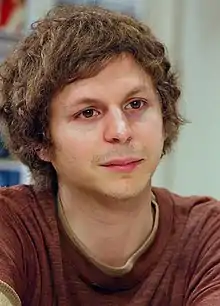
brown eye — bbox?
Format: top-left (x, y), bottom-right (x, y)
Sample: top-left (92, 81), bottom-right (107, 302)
top-left (125, 99), bottom-right (147, 110)
top-left (77, 108), bottom-right (100, 119)
top-left (82, 109), bottom-right (95, 118)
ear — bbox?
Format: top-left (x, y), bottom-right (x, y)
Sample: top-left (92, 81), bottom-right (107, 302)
top-left (37, 148), bottom-right (51, 163)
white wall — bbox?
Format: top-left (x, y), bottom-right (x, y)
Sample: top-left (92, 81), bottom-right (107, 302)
top-left (26, 0), bottom-right (56, 28)
top-left (148, 0), bottom-right (220, 198)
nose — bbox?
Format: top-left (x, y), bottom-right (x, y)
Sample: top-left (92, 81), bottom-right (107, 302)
top-left (103, 108), bottom-right (132, 144)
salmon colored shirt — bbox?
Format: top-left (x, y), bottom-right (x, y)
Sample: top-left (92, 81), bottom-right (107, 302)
top-left (1, 185), bottom-right (220, 305)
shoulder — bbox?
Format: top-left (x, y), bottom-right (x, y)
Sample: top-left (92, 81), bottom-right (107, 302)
top-left (153, 187), bottom-right (220, 256)
top-left (0, 185), bottom-right (36, 304)
top-left (0, 184), bottom-right (55, 217)
top-left (0, 185), bottom-right (57, 303)
top-left (0, 185), bottom-right (39, 230)
top-left (0, 184), bottom-right (35, 212)
top-left (0, 184), bottom-right (57, 246)
top-left (153, 186), bottom-right (220, 247)
top-left (153, 186), bottom-right (220, 219)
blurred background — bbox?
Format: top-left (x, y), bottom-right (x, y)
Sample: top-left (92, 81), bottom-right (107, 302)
top-left (0, 0), bottom-right (219, 198)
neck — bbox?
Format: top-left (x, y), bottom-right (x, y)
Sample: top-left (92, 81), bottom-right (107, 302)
top-left (59, 184), bottom-right (154, 267)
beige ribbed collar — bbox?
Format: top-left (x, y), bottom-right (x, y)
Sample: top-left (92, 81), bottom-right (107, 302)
top-left (59, 193), bottom-right (159, 276)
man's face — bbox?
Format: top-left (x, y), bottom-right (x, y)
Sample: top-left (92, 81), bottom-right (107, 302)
top-left (48, 54), bottom-right (165, 199)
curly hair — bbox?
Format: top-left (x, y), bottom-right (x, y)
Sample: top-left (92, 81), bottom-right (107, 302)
top-left (0, 4), bottom-right (185, 190)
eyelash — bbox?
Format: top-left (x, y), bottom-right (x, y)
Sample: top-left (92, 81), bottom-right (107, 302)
top-left (75, 99), bottom-right (148, 120)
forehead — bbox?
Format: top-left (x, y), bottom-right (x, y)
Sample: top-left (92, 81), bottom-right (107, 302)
top-left (52, 54), bottom-right (157, 108)
top-left (74, 54), bottom-right (154, 90)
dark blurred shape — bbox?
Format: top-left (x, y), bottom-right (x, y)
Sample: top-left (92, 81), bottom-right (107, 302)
top-left (0, 169), bottom-right (20, 186)
top-left (0, 135), bottom-right (9, 158)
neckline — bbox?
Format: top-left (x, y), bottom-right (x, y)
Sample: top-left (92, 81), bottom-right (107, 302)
top-left (59, 195), bottom-right (159, 276)
top-left (58, 188), bottom-right (174, 291)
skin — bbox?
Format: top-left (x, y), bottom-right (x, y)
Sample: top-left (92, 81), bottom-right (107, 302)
top-left (43, 53), bottom-right (165, 266)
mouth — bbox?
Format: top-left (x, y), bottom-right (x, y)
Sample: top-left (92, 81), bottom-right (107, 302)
top-left (100, 158), bottom-right (144, 172)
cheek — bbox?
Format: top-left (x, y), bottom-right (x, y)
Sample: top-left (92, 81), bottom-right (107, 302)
top-left (53, 127), bottom-right (97, 164)
top-left (135, 115), bottom-right (164, 146)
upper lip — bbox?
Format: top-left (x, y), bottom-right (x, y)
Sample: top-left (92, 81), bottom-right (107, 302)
top-left (101, 158), bottom-right (144, 166)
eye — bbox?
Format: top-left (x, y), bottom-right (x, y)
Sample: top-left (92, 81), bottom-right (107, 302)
top-left (125, 99), bottom-right (147, 110)
top-left (76, 108), bottom-right (100, 119)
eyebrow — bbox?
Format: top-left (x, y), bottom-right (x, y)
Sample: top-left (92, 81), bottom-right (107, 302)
top-left (124, 85), bottom-right (151, 99)
top-left (64, 84), bottom-right (152, 110)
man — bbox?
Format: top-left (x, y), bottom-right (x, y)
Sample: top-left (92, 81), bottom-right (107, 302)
top-left (0, 4), bottom-right (220, 306)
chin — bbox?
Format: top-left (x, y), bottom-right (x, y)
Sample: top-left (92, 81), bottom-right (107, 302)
top-left (105, 192), bottom-right (140, 200)
top-left (101, 182), bottom-right (149, 200)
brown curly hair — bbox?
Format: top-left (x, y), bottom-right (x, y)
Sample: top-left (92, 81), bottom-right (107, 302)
top-left (0, 4), bottom-right (185, 190)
